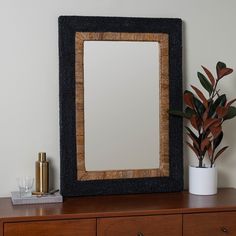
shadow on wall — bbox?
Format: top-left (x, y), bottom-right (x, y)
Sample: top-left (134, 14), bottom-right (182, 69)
top-left (181, 20), bottom-right (189, 190)
top-left (47, 157), bottom-right (57, 191)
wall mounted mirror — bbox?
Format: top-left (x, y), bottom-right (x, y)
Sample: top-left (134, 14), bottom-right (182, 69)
top-left (59, 16), bottom-right (183, 196)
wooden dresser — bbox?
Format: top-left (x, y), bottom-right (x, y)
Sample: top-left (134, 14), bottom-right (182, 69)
top-left (1, 188), bottom-right (236, 236)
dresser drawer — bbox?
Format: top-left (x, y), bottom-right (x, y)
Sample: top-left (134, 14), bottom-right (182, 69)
top-left (184, 211), bottom-right (236, 236)
top-left (4, 219), bottom-right (96, 236)
top-left (98, 214), bottom-right (182, 236)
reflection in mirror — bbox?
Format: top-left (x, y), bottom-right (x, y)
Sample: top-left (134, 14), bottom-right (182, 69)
top-left (84, 41), bottom-right (160, 171)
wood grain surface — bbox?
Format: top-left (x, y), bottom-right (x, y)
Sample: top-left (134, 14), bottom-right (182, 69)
top-left (183, 211), bottom-right (236, 236)
top-left (1, 189), bottom-right (236, 222)
top-left (4, 219), bottom-right (96, 236)
top-left (0, 221), bottom-right (3, 236)
top-left (75, 32), bottom-right (169, 180)
top-left (98, 214), bottom-right (182, 236)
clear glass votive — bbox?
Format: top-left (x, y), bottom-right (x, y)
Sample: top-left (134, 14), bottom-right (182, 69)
top-left (17, 176), bottom-right (34, 198)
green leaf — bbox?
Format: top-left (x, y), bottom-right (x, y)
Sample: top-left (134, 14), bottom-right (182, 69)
top-left (185, 107), bottom-right (196, 117)
top-left (209, 94), bottom-right (227, 117)
top-left (215, 94), bottom-right (227, 106)
top-left (216, 61), bottom-right (227, 80)
top-left (193, 96), bottom-right (205, 116)
top-left (213, 132), bottom-right (223, 149)
top-left (216, 61), bottom-right (226, 70)
top-left (197, 72), bottom-right (213, 95)
top-left (224, 106), bottom-right (236, 120)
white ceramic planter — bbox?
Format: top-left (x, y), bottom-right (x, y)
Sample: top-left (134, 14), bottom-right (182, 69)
top-left (189, 165), bottom-right (217, 195)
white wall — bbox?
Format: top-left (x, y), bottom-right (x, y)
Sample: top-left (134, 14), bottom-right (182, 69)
top-left (1, 0), bottom-right (236, 196)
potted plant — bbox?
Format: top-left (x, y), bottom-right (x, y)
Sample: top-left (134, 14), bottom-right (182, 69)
top-left (171, 62), bottom-right (236, 195)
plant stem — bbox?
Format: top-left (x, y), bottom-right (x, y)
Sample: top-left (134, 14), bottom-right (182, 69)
top-left (199, 158), bottom-right (203, 168)
top-left (210, 80), bottom-right (219, 100)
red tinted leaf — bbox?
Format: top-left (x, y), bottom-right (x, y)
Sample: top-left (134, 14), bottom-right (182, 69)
top-left (216, 62), bottom-right (226, 79)
top-left (202, 107), bottom-right (210, 121)
top-left (227, 98), bottom-right (236, 108)
top-left (186, 141), bottom-right (200, 157)
top-left (210, 126), bottom-right (222, 138)
top-left (218, 68), bottom-right (233, 79)
top-left (187, 133), bottom-right (199, 149)
top-left (184, 93), bottom-right (194, 109)
top-left (214, 146), bottom-right (229, 161)
top-left (216, 106), bottom-right (228, 118)
top-left (204, 118), bottom-right (219, 131)
top-left (213, 119), bottom-right (222, 127)
top-left (213, 131), bottom-right (223, 149)
top-left (190, 115), bottom-right (200, 130)
top-left (207, 143), bottom-right (213, 158)
top-left (202, 66), bottom-right (215, 86)
top-left (201, 138), bottom-right (210, 152)
top-left (191, 85), bottom-right (208, 107)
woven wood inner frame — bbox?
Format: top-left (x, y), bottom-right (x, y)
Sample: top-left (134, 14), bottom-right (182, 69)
top-left (75, 32), bottom-right (169, 180)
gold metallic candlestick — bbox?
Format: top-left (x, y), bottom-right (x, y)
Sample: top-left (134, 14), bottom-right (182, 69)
top-left (35, 152), bottom-right (49, 193)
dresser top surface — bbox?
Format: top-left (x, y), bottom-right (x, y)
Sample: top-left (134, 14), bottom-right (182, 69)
top-left (1, 188), bottom-right (236, 221)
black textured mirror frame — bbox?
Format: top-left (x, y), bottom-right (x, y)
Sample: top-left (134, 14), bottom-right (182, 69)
top-left (59, 16), bottom-right (183, 196)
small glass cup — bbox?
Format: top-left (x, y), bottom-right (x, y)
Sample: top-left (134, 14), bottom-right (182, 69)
top-left (17, 176), bottom-right (34, 198)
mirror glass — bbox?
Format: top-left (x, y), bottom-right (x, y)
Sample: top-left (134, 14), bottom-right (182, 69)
top-left (84, 41), bottom-right (160, 171)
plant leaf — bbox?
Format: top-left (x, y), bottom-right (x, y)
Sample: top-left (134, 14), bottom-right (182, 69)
top-left (193, 96), bottom-right (206, 116)
top-left (216, 61), bottom-right (226, 79)
top-left (218, 68), bottom-right (233, 80)
top-left (201, 129), bottom-right (211, 140)
top-left (215, 94), bottom-right (227, 106)
top-left (226, 98), bottom-right (236, 108)
top-left (190, 115), bottom-right (200, 130)
top-left (216, 61), bottom-right (226, 70)
top-left (197, 72), bottom-right (213, 95)
top-left (224, 106), bottom-right (236, 120)
top-left (203, 106), bottom-right (210, 121)
top-left (187, 133), bottom-right (200, 149)
top-left (213, 131), bottom-right (223, 150)
top-left (208, 142), bottom-right (213, 158)
top-left (214, 146), bottom-right (229, 162)
top-left (210, 125), bottom-right (222, 138)
top-left (209, 95), bottom-right (227, 117)
top-left (184, 91), bottom-right (194, 109)
top-left (201, 138), bottom-right (210, 152)
top-left (202, 65), bottom-right (215, 86)
top-left (185, 126), bottom-right (198, 141)
top-left (204, 118), bottom-right (220, 131)
top-left (185, 107), bottom-right (196, 117)
top-left (216, 106), bottom-right (228, 118)
top-left (191, 85), bottom-right (208, 107)
top-left (186, 141), bottom-right (200, 157)
top-left (216, 61), bottom-right (233, 80)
